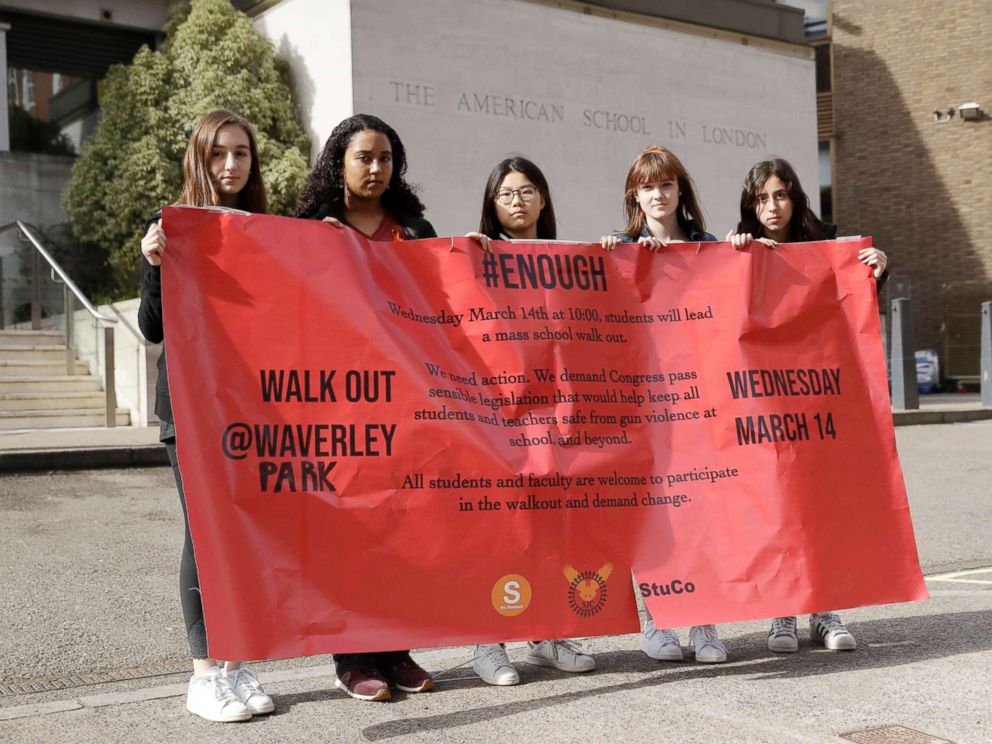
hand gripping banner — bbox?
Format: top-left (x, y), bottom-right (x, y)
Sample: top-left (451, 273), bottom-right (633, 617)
top-left (161, 207), bottom-right (926, 660)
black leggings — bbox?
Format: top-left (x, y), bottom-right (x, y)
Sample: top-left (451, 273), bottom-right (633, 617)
top-left (165, 440), bottom-right (209, 659)
top-left (167, 439), bottom-right (411, 668)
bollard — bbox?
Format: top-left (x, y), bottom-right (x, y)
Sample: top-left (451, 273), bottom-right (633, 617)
top-left (982, 302), bottom-right (992, 408)
top-left (890, 298), bottom-right (919, 410)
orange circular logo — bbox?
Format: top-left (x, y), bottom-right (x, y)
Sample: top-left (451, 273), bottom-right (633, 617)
top-left (491, 574), bottom-right (532, 616)
top-left (567, 570), bottom-right (608, 617)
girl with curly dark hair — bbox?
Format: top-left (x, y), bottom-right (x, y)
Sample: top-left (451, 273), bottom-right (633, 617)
top-left (297, 114), bottom-right (435, 702)
top-left (297, 113), bottom-right (435, 240)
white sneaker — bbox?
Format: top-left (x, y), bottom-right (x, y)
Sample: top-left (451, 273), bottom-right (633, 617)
top-left (525, 639), bottom-right (595, 672)
top-left (689, 625), bottom-right (728, 663)
top-left (227, 665), bottom-right (275, 715)
top-left (767, 616), bottom-right (799, 653)
top-left (810, 612), bottom-right (857, 650)
top-left (640, 618), bottom-right (683, 661)
top-left (186, 667), bottom-right (252, 722)
top-left (471, 644), bottom-right (519, 686)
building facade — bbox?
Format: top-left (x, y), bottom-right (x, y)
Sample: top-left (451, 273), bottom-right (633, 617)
top-left (828, 0), bottom-right (991, 380)
top-left (250, 0), bottom-right (818, 240)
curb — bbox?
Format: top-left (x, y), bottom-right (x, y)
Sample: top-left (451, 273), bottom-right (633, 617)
top-left (892, 409), bottom-right (992, 426)
top-left (0, 445), bottom-right (169, 473)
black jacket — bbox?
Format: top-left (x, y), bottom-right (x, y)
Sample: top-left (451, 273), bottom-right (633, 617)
top-left (137, 214), bottom-right (176, 439)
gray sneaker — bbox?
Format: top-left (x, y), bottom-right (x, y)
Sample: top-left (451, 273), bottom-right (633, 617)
top-left (689, 624), bottom-right (728, 663)
top-left (472, 644), bottom-right (519, 685)
top-left (767, 616), bottom-right (799, 653)
top-left (227, 666), bottom-right (274, 715)
top-left (525, 640), bottom-right (595, 672)
top-left (810, 612), bottom-right (856, 650)
top-left (640, 618), bottom-right (683, 661)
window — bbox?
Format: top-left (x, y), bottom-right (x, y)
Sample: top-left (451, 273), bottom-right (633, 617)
top-left (20, 69), bottom-right (35, 112)
top-left (818, 140), bottom-right (833, 223)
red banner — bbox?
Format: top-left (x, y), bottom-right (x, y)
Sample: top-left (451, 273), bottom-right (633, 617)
top-left (162, 206), bottom-right (926, 661)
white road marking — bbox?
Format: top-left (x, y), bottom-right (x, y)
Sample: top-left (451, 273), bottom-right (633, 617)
top-left (925, 567), bottom-right (992, 585)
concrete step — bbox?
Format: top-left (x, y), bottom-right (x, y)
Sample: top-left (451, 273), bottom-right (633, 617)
top-left (0, 408), bottom-right (130, 430)
top-left (0, 345), bottom-right (72, 360)
top-left (0, 391), bottom-right (108, 411)
top-left (0, 330), bottom-right (64, 346)
top-left (0, 360), bottom-right (90, 376)
top-left (0, 376), bottom-right (102, 393)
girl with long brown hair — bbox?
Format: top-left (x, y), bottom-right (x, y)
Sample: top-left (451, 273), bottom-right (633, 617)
top-left (138, 110), bottom-right (273, 723)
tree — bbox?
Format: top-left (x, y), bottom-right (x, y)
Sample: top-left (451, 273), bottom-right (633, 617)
top-left (63, 0), bottom-right (310, 297)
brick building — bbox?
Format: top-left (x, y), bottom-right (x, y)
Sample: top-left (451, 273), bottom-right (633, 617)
top-left (825, 0), bottom-right (991, 381)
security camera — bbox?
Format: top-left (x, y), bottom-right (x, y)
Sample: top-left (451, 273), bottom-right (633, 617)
top-left (958, 102), bottom-right (982, 121)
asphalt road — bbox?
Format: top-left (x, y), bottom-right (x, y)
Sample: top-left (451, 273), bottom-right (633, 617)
top-left (1, 421), bottom-right (990, 743)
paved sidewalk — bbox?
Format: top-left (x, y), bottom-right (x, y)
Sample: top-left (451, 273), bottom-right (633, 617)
top-left (890, 393), bottom-right (992, 425)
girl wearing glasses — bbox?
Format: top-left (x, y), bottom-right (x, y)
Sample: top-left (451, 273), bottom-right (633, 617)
top-left (296, 113), bottom-right (436, 703)
top-left (727, 157), bottom-right (886, 656)
top-left (601, 146), bottom-right (729, 665)
top-left (467, 156), bottom-right (596, 685)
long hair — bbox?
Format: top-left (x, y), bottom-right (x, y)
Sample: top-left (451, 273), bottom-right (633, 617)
top-left (735, 158), bottom-right (828, 242)
top-left (621, 146), bottom-right (705, 239)
top-left (296, 113), bottom-right (425, 220)
top-left (178, 110), bottom-right (266, 213)
top-left (478, 156), bottom-right (557, 240)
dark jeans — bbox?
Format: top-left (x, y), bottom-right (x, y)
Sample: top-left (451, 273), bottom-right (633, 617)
top-left (165, 439), bottom-right (209, 659)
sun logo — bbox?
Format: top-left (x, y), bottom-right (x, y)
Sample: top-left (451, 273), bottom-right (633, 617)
top-left (563, 563), bottom-right (613, 617)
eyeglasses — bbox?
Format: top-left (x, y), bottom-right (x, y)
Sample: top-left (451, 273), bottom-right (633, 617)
top-left (495, 186), bottom-right (538, 205)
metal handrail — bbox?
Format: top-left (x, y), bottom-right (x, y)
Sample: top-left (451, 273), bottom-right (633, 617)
top-left (0, 220), bottom-right (119, 426)
top-left (0, 221), bottom-right (117, 324)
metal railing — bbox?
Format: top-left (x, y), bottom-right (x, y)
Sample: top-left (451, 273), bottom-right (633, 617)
top-left (0, 221), bottom-right (118, 427)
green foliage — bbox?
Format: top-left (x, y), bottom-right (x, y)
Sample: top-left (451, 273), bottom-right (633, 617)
top-left (63, 0), bottom-right (310, 298)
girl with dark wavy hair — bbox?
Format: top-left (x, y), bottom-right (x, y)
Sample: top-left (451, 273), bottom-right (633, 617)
top-left (728, 158), bottom-right (886, 656)
top-left (731, 158), bottom-right (826, 244)
top-left (728, 157), bottom-right (887, 283)
top-left (297, 113), bottom-right (435, 241)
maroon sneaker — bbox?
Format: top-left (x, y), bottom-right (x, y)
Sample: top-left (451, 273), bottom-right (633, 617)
top-left (335, 668), bottom-right (391, 701)
top-left (380, 657), bottom-right (434, 693)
